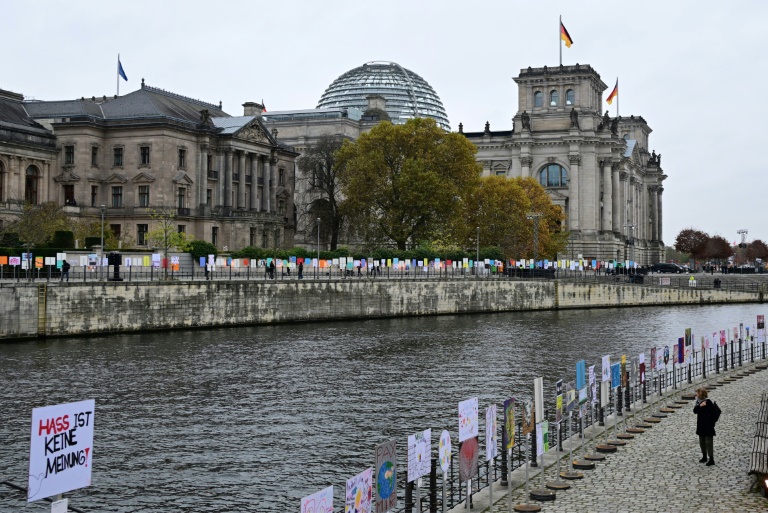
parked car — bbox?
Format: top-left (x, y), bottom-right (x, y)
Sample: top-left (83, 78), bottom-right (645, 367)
top-left (651, 263), bottom-right (682, 273)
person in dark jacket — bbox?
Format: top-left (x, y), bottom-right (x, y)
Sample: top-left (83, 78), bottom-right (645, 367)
top-left (693, 387), bottom-right (721, 466)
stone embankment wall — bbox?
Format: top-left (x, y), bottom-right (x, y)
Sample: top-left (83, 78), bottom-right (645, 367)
top-left (0, 280), bottom-right (760, 340)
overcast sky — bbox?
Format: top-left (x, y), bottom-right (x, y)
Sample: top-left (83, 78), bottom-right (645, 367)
top-left (3, 0), bottom-right (765, 247)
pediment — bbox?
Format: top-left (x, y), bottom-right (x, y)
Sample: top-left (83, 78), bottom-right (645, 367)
top-left (235, 120), bottom-right (274, 145)
top-left (105, 173), bottom-right (127, 184)
top-left (54, 170), bottom-right (80, 183)
top-left (548, 189), bottom-right (568, 200)
top-left (172, 171), bottom-right (194, 185)
top-left (275, 186), bottom-right (290, 198)
top-left (132, 171), bottom-right (156, 183)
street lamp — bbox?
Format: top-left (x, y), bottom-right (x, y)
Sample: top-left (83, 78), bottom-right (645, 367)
top-left (317, 217), bottom-right (321, 276)
top-left (527, 212), bottom-right (543, 277)
top-left (100, 205), bottom-right (106, 280)
top-left (476, 226), bottom-right (480, 276)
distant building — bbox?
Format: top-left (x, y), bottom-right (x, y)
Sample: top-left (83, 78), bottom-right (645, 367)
top-left (1, 81), bottom-right (298, 251)
top-left (461, 64), bottom-right (666, 264)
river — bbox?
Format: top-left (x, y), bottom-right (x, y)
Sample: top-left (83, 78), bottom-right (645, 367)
top-left (1, 303), bottom-right (765, 512)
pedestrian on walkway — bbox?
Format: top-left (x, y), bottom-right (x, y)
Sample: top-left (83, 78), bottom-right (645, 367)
top-left (693, 387), bottom-right (721, 466)
top-left (298, 261), bottom-right (304, 279)
top-left (61, 260), bottom-right (70, 282)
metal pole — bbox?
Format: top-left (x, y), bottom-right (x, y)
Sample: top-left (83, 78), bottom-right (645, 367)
top-left (476, 226), bottom-right (479, 277)
top-left (100, 205), bottom-right (106, 281)
top-left (316, 217), bottom-right (321, 272)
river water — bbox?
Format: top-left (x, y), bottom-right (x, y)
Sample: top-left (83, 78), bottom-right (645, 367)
top-left (1, 303), bottom-right (765, 512)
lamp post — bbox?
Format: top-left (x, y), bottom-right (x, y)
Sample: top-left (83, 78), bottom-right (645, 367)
top-left (316, 217), bottom-right (321, 267)
top-left (476, 226), bottom-right (480, 276)
top-left (527, 212), bottom-right (542, 277)
top-left (100, 205), bottom-right (106, 280)
top-left (624, 223), bottom-right (636, 279)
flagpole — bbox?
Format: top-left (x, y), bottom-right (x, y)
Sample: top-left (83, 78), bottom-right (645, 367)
top-left (616, 78), bottom-right (619, 118)
top-left (559, 15), bottom-right (562, 66)
top-left (117, 54), bottom-right (120, 97)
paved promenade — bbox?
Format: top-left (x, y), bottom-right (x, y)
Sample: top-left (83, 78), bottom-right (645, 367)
top-left (467, 363), bottom-right (768, 513)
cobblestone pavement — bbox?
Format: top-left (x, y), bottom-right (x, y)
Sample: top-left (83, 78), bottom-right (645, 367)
top-left (487, 364), bottom-right (768, 513)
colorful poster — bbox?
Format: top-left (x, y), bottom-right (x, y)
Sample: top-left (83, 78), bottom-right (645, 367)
top-left (458, 398), bottom-right (479, 442)
top-left (345, 469), bottom-right (372, 513)
top-left (28, 400), bottom-right (95, 502)
top-left (578, 387), bottom-right (587, 405)
top-left (758, 315), bottom-right (766, 343)
top-left (439, 430), bottom-right (451, 473)
top-left (639, 362), bottom-right (646, 384)
top-left (407, 429), bottom-right (431, 482)
top-left (611, 363), bottom-right (621, 389)
top-left (521, 400), bottom-right (534, 435)
top-left (458, 438), bottom-right (479, 483)
top-left (375, 440), bottom-right (397, 513)
top-left (588, 365), bottom-right (597, 404)
top-left (601, 355), bottom-right (610, 382)
top-left (650, 347), bottom-right (657, 370)
top-left (555, 379), bottom-right (563, 423)
top-left (302, 486), bottom-right (333, 513)
top-left (486, 405), bottom-right (498, 461)
top-left (576, 360), bottom-right (586, 390)
top-left (685, 328), bottom-right (692, 347)
top-left (533, 377), bottom-right (544, 423)
top-left (565, 383), bottom-right (576, 413)
top-left (600, 380), bottom-right (610, 408)
top-left (542, 421), bottom-right (549, 452)
top-left (673, 343), bottom-right (679, 365)
top-left (663, 345), bottom-right (670, 365)
top-left (677, 338), bottom-right (684, 364)
top-left (503, 399), bottom-right (515, 450)
top-left (620, 355), bottom-right (627, 387)
top-left (535, 422), bottom-right (544, 457)
top-left (720, 330), bottom-right (727, 347)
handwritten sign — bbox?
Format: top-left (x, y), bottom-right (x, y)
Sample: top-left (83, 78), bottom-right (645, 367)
top-left (28, 399), bottom-right (95, 502)
top-left (302, 485), bottom-right (333, 513)
top-left (458, 397), bottom-right (478, 442)
top-left (407, 429), bottom-right (431, 482)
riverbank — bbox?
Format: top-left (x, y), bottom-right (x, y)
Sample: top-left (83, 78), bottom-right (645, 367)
top-left (0, 277), bottom-right (762, 340)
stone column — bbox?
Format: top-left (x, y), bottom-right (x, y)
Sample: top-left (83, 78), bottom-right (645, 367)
top-left (41, 160), bottom-right (50, 204)
top-left (601, 159), bottom-right (612, 233)
top-left (568, 155), bottom-right (580, 231)
top-left (224, 150), bottom-right (233, 208)
top-left (657, 187), bottom-right (664, 242)
top-left (520, 156), bottom-right (532, 179)
top-left (216, 150), bottom-right (225, 207)
top-left (648, 185), bottom-right (658, 240)
top-left (618, 171), bottom-right (628, 237)
top-left (611, 163), bottom-right (621, 234)
top-left (263, 156), bottom-right (272, 212)
top-left (270, 157), bottom-right (277, 213)
top-left (248, 153), bottom-right (257, 210)
top-left (199, 145), bottom-right (208, 208)
top-left (238, 151), bottom-right (246, 209)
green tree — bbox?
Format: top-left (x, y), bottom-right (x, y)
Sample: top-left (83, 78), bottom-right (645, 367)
top-left (6, 202), bottom-right (70, 248)
top-left (147, 208), bottom-right (194, 278)
top-left (71, 217), bottom-right (119, 250)
top-left (337, 118), bottom-right (481, 250)
top-left (189, 240), bottom-right (218, 261)
top-left (297, 135), bottom-right (346, 250)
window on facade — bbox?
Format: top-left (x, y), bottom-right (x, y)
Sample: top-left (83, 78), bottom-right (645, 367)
top-left (262, 231), bottom-right (268, 248)
top-left (177, 225), bottom-right (186, 234)
top-left (250, 227), bottom-right (256, 247)
top-left (110, 224), bottom-right (121, 240)
top-left (549, 90), bottom-right (559, 106)
top-left (274, 229), bottom-right (280, 248)
top-left (211, 226), bottom-right (218, 247)
top-left (91, 185), bottom-right (98, 207)
top-left (25, 166), bottom-right (38, 205)
top-left (64, 145), bottom-right (74, 165)
top-left (138, 185), bottom-right (150, 207)
top-left (534, 91), bottom-right (543, 108)
top-left (91, 146), bottom-right (99, 167)
top-left (111, 186), bottom-right (123, 207)
top-left (137, 224), bottom-right (148, 245)
top-left (207, 154), bottom-right (212, 171)
top-left (178, 187), bottom-right (186, 208)
top-left (140, 146), bottom-right (150, 166)
top-left (63, 185), bottom-right (75, 205)
top-left (178, 148), bottom-right (186, 169)
top-left (566, 89), bottom-right (575, 105)
top-left (278, 168), bottom-right (284, 185)
top-left (538, 164), bottom-right (568, 187)
top-left (114, 147), bottom-right (123, 167)
top-left (278, 199), bottom-right (286, 215)
top-left (206, 188), bottom-right (212, 206)
top-left (494, 166), bottom-right (506, 176)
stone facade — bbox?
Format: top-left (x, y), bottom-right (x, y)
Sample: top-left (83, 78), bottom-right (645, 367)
top-left (463, 64), bottom-right (666, 264)
top-left (1, 83), bottom-right (298, 252)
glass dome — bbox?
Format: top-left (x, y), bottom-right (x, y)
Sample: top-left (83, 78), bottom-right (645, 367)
top-left (317, 61), bottom-right (450, 130)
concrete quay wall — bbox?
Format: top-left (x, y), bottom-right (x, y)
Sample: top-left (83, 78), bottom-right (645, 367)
top-left (0, 280), bottom-right (760, 340)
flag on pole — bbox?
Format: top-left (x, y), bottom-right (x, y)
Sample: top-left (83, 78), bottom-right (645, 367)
top-left (606, 79), bottom-right (618, 104)
top-left (118, 58), bottom-right (128, 81)
top-left (560, 21), bottom-right (573, 48)
top-left (261, 98), bottom-right (267, 113)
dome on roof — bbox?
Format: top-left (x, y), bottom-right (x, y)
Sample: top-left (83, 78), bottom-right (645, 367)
top-left (317, 61), bottom-right (450, 130)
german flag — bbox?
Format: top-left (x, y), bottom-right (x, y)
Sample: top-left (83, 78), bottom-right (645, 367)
top-left (560, 21), bottom-right (573, 48)
top-left (606, 80), bottom-right (618, 105)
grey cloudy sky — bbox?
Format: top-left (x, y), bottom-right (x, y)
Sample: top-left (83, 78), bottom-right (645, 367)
top-left (4, 0), bottom-right (766, 247)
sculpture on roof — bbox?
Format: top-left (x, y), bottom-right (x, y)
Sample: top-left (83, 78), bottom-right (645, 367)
top-left (570, 108), bottom-right (579, 129)
top-left (648, 150), bottom-right (662, 166)
top-left (199, 109), bottom-right (213, 127)
top-left (521, 111), bottom-right (531, 131)
top-left (610, 116), bottom-right (620, 135)
top-left (597, 110), bottom-right (610, 131)
top-left (484, 121), bottom-right (490, 134)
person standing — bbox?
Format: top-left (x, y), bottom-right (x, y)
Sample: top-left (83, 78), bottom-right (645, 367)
top-left (61, 260), bottom-right (71, 282)
top-left (693, 387), bottom-right (721, 466)
top-left (298, 261), bottom-right (304, 279)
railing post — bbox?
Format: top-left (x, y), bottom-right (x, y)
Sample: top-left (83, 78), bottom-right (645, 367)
top-left (429, 457), bottom-right (437, 513)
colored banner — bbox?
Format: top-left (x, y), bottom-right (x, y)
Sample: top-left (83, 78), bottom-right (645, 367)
top-left (375, 440), bottom-right (397, 512)
top-left (611, 363), bottom-right (621, 389)
top-left (575, 360), bottom-right (586, 390)
top-left (503, 398), bottom-right (515, 450)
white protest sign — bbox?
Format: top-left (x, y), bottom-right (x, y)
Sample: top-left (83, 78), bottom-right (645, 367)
top-left (28, 399), bottom-right (95, 502)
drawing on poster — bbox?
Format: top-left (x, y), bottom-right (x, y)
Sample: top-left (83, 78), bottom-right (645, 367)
top-left (663, 345), bottom-right (670, 365)
top-left (620, 355), bottom-right (627, 387)
top-left (439, 430), bottom-right (451, 473)
top-left (555, 394), bottom-right (563, 423)
top-left (536, 422), bottom-right (544, 456)
top-left (375, 440), bottom-right (397, 513)
top-left (503, 399), bottom-right (515, 449)
top-left (588, 366), bottom-right (597, 404)
top-left (345, 468), bottom-right (372, 513)
top-left (565, 384), bottom-right (576, 413)
top-left (601, 355), bottom-right (610, 382)
top-left (521, 400), bottom-right (535, 435)
top-left (458, 437), bottom-right (479, 483)
top-left (302, 486), bottom-right (334, 513)
top-left (458, 398), bottom-right (479, 442)
top-left (576, 360), bottom-right (586, 390)
top-left (407, 429), bottom-right (431, 482)
top-left (542, 421), bottom-right (549, 452)
top-left (720, 330), bottom-right (727, 346)
top-left (486, 405), bottom-right (498, 461)
top-left (650, 347), bottom-right (657, 370)
top-left (611, 363), bottom-right (621, 389)
top-left (28, 400), bottom-right (95, 502)
top-left (578, 387), bottom-right (587, 404)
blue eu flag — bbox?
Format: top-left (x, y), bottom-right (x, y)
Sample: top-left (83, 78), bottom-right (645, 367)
top-left (118, 59), bottom-right (128, 81)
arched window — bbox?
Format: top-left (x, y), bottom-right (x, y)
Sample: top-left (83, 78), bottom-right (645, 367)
top-left (25, 165), bottom-right (39, 205)
top-left (538, 164), bottom-right (568, 187)
top-left (534, 91), bottom-right (543, 108)
top-left (550, 90), bottom-right (559, 106)
top-left (566, 89), bottom-right (575, 105)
